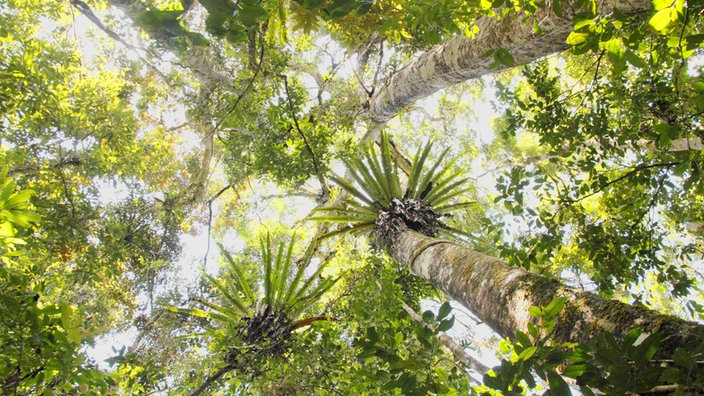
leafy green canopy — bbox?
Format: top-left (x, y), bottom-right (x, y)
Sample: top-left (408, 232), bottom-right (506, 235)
top-left (0, 170), bottom-right (112, 393)
top-left (314, 132), bottom-right (474, 240)
top-left (482, 297), bottom-right (704, 395)
top-left (1, 0), bottom-right (188, 332)
top-left (218, 72), bottom-right (340, 189)
top-left (0, 168), bottom-right (40, 255)
top-left (489, 52), bottom-right (704, 299)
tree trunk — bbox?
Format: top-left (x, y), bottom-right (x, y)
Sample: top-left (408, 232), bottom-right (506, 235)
top-left (388, 229), bottom-right (703, 357)
top-left (369, 0), bottom-right (652, 124)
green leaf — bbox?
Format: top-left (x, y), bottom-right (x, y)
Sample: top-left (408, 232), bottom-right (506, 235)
top-left (356, 0), bottom-right (374, 14)
top-left (135, 9), bottom-right (183, 31)
top-left (481, 49), bottom-right (496, 59)
top-left (561, 362), bottom-right (591, 378)
top-left (186, 31), bottom-right (210, 46)
top-left (652, 0), bottom-right (674, 11)
top-left (685, 34), bottom-right (704, 51)
top-left (516, 330), bottom-right (533, 348)
top-left (220, 245), bottom-right (255, 303)
top-left (394, 332), bottom-right (403, 346)
top-left (437, 316), bottom-right (455, 332)
top-left (543, 297), bottom-right (567, 319)
top-left (528, 322), bottom-right (540, 339)
top-left (493, 48), bottom-right (515, 67)
top-left (422, 310), bottom-right (435, 323)
top-left (546, 370), bottom-right (570, 395)
top-left (323, 0), bottom-right (356, 18)
top-left (358, 346), bottom-right (377, 360)
top-left (238, 4), bottom-right (269, 27)
top-left (624, 50), bottom-right (646, 68)
top-left (202, 271), bottom-right (249, 314)
top-left (517, 346), bottom-right (537, 361)
top-left (437, 301), bottom-right (452, 320)
top-left (633, 332), bottom-right (661, 366)
top-left (393, 359), bottom-right (426, 370)
top-left (566, 31), bottom-right (589, 45)
top-left (649, 7), bottom-right (678, 33)
top-left (198, 0), bottom-right (235, 13)
top-left (552, 0), bottom-right (563, 18)
top-left (528, 306), bottom-right (543, 318)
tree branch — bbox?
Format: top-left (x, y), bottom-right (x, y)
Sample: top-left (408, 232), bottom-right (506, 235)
top-left (400, 301), bottom-right (490, 375)
top-left (281, 74), bottom-right (330, 199)
top-left (190, 364), bottom-right (236, 396)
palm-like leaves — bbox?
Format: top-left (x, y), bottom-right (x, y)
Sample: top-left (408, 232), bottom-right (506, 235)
top-left (313, 133), bottom-right (474, 239)
top-left (166, 233), bottom-right (336, 364)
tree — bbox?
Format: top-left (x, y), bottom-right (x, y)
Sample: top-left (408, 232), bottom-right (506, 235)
top-left (320, 130), bottom-right (703, 346)
top-left (4, 0), bottom-right (704, 393)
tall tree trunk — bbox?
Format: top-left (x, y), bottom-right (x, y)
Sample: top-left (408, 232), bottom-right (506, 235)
top-left (369, 0), bottom-right (652, 124)
top-left (388, 229), bottom-right (703, 357)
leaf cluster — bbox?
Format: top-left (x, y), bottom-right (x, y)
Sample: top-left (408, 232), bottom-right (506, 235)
top-left (481, 298), bottom-right (704, 395)
top-left (0, 174), bottom-right (111, 394)
top-left (167, 233), bottom-right (336, 367)
top-left (314, 132), bottom-right (473, 241)
top-left (353, 302), bottom-right (468, 395)
top-left (489, 55), bottom-right (704, 295)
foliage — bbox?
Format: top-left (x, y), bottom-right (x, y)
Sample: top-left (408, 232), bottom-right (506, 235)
top-left (314, 132), bottom-right (474, 241)
top-left (566, 0), bottom-right (704, 72)
top-left (5, 0), bottom-right (704, 393)
top-left (488, 52), bottom-right (704, 298)
top-left (1, 0), bottom-right (188, 331)
top-left (166, 233), bottom-right (337, 387)
top-left (0, 171), bottom-right (112, 394)
top-left (219, 72), bottom-right (342, 188)
top-left (327, 250), bottom-right (469, 395)
top-left (0, 167), bottom-right (40, 254)
top-left (481, 297), bottom-right (704, 395)
top-left (353, 314), bottom-right (468, 395)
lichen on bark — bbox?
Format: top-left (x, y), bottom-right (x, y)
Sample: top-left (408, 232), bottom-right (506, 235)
top-left (388, 229), bottom-right (704, 358)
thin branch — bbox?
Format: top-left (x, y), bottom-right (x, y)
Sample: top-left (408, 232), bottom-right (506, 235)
top-left (69, 0), bottom-right (170, 83)
top-left (281, 74), bottom-right (330, 198)
top-left (216, 39), bottom-right (265, 135)
top-left (202, 185), bottom-right (232, 269)
top-left (189, 364), bottom-right (237, 396)
top-left (400, 301), bottom-right (490, 375)
top-left (560, 162), bottom-right (679, 205)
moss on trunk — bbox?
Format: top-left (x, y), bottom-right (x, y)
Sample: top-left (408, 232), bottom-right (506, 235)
top-left (388, 229), bottom-right (704, 358)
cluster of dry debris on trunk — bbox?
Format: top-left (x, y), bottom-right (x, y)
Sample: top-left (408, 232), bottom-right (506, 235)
top-left (226, 305), bottom-right (292, 367)
top-left (375, 198), bottom-right (441, 241)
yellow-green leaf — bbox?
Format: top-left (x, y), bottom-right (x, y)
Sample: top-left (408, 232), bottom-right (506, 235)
top-left (649, 7), bottom-right (678, 33)
top-left (566, 32), bottom-right (589, 45)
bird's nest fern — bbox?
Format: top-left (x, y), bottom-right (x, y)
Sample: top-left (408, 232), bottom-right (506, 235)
top-left (166, 233), bottom-right (337, 371)
top-left (312, 133), bottom-right (474, 243)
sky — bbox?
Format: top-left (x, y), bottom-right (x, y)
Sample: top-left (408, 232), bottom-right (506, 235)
top-left (53, 2), bottom-right (704, 392)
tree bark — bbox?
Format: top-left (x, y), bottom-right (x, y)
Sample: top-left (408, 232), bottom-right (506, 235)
top-left (369, 0), bottom-right (652, 124)
top-left (388, 229), bottom-right (704, 357)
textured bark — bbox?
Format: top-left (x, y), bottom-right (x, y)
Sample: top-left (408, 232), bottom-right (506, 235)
top-left (686, 222), bottom-right (704, 232)
top-left (388, 229), bottom-right (704, 357)
top-left (369, 0), bottom-right (652, 123)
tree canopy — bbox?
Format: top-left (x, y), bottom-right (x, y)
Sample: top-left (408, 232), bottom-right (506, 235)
top-left (1, 0), bottom-right (704, 394)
